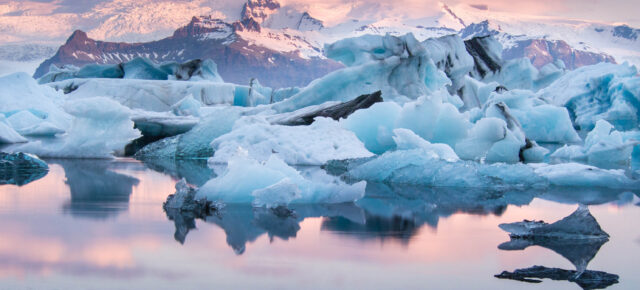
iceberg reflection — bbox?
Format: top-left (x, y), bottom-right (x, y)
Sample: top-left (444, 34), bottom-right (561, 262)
top-left (55, 160), bottom-right (140, 219)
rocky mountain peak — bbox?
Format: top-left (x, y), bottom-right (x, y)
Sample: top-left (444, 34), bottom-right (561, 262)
top-left (241, 0), bottom-right (281, 24)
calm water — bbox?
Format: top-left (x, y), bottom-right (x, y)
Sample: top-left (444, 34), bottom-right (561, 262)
top-left (0, 158), bottom-right (639, 289)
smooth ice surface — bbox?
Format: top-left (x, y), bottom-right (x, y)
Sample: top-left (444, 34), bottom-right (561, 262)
top-left (210, 117), bottom-right (373, 165)
top-left (18, 97), bottom-right (140, 158)
top-left (198, 152), bottom-right (366, 206)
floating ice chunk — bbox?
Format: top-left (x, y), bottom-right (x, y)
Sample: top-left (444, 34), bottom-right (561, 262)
top-left (6, 110), bottom-right (64, 137)
top-left (210, 117), bottom-right (373, 165)
top-left (197, 153), bottom-right (366, 206)
top-left (171, 95), bottom-right (201, 117)
top-left (531, 163), bottom-right (638, 188)
top-left (583, 120), bottom-right (636, 164)
top-left (18, 97), bottom-right (141, 158)
top-left (551, 120), bottom-right (637, 165)
top-left (0, 152), bottom-right (48, 186)
top-left (0, 73), bottom-right (72, 131)
top-left (0, 115), bottom-right (27, 144)
top-left (499, 205), bottom-right (608, 239)
top-left (348, 148), bottom-right (544, 187)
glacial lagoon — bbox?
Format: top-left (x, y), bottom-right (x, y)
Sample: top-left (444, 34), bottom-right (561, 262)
top-left (0, 158), bottom-right (638, 289)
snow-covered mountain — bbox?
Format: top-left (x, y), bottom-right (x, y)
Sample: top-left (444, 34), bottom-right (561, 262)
top-left (33, 16), bottom-right (341, 88)
top-left (20, 0), bottom-right (640, 82)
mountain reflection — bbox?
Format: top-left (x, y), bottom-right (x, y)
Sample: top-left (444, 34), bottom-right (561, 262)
top-left (55, 160), bottom-right (140, 219)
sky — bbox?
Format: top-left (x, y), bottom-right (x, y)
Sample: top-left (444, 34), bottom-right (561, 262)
top-left (2, 0), bottom-right (639, 26)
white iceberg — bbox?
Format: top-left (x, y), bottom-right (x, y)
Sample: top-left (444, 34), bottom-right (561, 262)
top-left (18, 97), bottom-right (140, 158)
top-left (210, 117), bottom-right (373, 165)
top-left (197, 151), bottom-right (366, 207)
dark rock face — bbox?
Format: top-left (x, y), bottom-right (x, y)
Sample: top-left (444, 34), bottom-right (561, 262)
top-left (503, 39), bottom-right (616, 69)
top-left (0, 152), bottom-right (49, 186)
top-left (612, 25), bottom-right (638, 41)
top-left (276, 91), bottom-right (383, 126)
top-left (464, 35), bottom-right (502, 78)
top-left (495, 266), bottom-right (619, 289)
top-left (34, 16), bottom-right (342, 88)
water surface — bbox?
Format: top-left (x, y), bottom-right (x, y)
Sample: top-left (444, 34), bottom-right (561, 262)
top-left (0, 159), bottom-right (638, 289)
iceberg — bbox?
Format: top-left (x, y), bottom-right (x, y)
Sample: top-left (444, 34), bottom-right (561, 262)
top-left (539, 62), bottom-right (639, 130)
top-left (499, 205), bottom-right (609, 240)
top-left (423, 34), bottom-right (474, 94)
top-left (18, 97), bottom-right (140, 158)
top-left (0, 115), bottom-right (27, 144)
top-left (495, 266), bottom-right (619, 289)
top-left (484, 90), bottom-right (580, 143)
top-left (273, 33), bottom-right (450, 113)
top-left (135, 106), bottom-right (252, 159)
top-left (197, 151), bottom-right (366, 207)
top-left (38, 57), bottom-right (224, 84)
top-left (210, 117), bottom-right (373, 165)
top-left (0, 152), bottom-right (49, 186)
top-left (551, 119), bottom-right (638, 165)
top-left (341, 92), bottom-right (470, 154)
top-left (5, 110), bottom-right (65, 137)
top-left (0, 73), bottom-right (72, 132)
